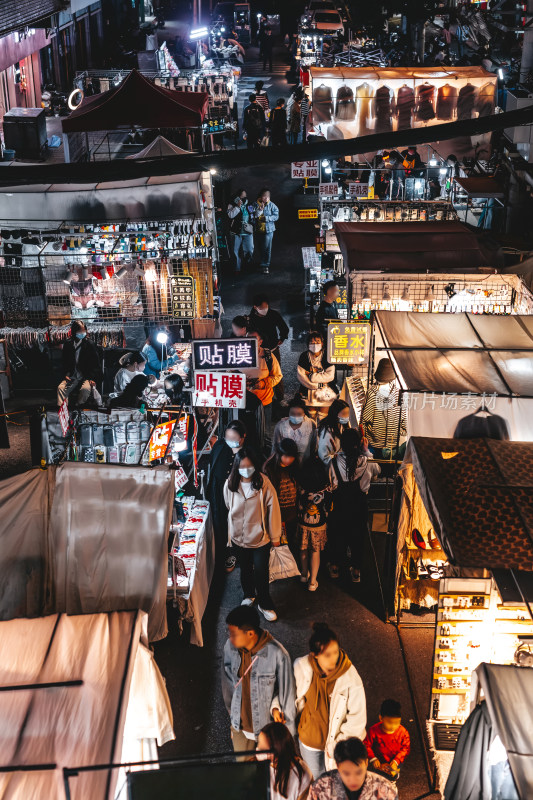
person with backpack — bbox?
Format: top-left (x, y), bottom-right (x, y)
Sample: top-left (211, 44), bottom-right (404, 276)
top-left (243, 93), bottom-right (266, 149)
top-left (328, 428), bottom-right (380, 583)
top-left (227, 188), bottom-right (254, 273)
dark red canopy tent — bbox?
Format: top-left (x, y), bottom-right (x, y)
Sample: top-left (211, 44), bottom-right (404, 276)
top-left (62, 70), bottom-right (209, 133)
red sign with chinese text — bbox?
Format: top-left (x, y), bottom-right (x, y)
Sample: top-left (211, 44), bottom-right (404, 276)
top-left (149, 420), bottom-right (176, 461)
top-left (193, 371), bottom-right (246, 409)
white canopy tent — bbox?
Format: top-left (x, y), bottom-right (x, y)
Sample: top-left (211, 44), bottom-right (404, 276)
top-left (0, 463), bottom-right (174, 641)
top-left (0, 610), bottom-right (174, 800)
top-left (373, 311), bottom-right (533, 441)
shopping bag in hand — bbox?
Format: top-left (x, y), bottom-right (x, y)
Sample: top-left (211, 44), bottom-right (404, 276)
top-left (269, 545), bottom-right (300, 583)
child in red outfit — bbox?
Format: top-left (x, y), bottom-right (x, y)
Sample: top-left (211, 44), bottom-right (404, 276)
top-left (364, 699), bottom-right (411, 780)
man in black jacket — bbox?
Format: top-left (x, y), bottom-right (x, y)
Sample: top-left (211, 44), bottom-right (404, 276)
top-left (248, 293), bottom-right (289, 402)
top-left (315, 280), bottom-right (340, 339)
top-left (242, 94), bottom-right (266, 149)
top-left (57, 320), bottom-right (102, 407)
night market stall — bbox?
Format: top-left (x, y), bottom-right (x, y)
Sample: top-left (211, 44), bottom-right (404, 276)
top-left (61, 69), bottom-right (209, 160)
top-left (444, 663), bottom-right (533, 800)
top-left (395, 437), bottom-right (533, 766)
top-left (0, 610), bottom-right (174, 800)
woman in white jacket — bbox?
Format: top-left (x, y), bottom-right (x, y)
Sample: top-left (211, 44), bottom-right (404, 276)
top-left (294, 623), bottom-right (366, 780)
top-left (224, 445), bottom-right (282, 622)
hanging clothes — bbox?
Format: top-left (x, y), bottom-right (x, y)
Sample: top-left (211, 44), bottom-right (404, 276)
top-left (312, 84), bottom-right (334, 123)
top-left (356, 82), bottom-right (374, 134)
top-left (395, 85), bottom-right (415, 129)
top-left (476, 81), bottom-right (496, 117)
top-left (335, 85), bottom-right (356, 121)
top-left (457, 83), bottom-right (477, 120)
top-left (453, 411), bottom-right (510, 440)
top-left (444, 702), bottom-right (494, 800)
top-left (436, 84), bottom-right (458, 120)
top-left (415, 83), bottom-right (436, 122)
top-left (374, 85), bottom-right (393, 134)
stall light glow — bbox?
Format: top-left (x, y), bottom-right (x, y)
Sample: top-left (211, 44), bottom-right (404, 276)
top-left (429, 156), bottom-right (438, 166)
top-left (440, 168), bottom-right (447, 175)
top-left (220, 26), bottom-right (225, 32)
top-left (498, 68), bottom-right (504, 80)
top-left (190, 27), bottom-right (209, 39)
top-left (210, 168), bottom-right (217, 174)
top-left (321, 159), bottom-right (330, 167)
top-left (144, 266), bottom-right (158, 283)
top-left (156, 331), bottom-right (169, 344)
top-left (324, 166), bottom-right (332, 174)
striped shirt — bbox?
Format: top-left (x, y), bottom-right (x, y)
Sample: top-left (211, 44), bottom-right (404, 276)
top-left (255, 92), bottom-right (270, 114)
top-left (300, 95), bottom-right (310, 118)
top-left (361, 382), bottom-right (407, 448)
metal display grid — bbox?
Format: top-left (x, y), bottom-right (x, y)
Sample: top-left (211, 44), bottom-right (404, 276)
top-left (0, 216), bottom-right (215, 331)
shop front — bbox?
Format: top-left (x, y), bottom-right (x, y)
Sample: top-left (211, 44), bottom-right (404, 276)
top-left (394, 436), bottom-right (533, 794)
top-left (0, 28), bottom-right (51, 123)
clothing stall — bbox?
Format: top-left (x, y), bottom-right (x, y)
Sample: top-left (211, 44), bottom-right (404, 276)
top-left (372, 310), bottom-right (533, 442)
top-left (0, 610), bottom-right (174, 800)
top-left (395, 437), bottom-right (533, 792)
top-left (444, 663), bottom-right (533, 800)
top-left (308, 66), bottom-right (497, 148)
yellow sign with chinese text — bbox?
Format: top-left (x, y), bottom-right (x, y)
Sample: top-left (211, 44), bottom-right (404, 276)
top-left (326, 322), bottom-right (370, 365)
top-left (298, 209), bottom-right (319, 219)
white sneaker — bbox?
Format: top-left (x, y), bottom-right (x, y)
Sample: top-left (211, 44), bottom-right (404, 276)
top-left (241, 597), bottom-right (255, 606)
top-left (258, 606), bottom-right (278, 622)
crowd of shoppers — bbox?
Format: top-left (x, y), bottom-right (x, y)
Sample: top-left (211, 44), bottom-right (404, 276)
top-left (222, 607), bottom-right (406, 798)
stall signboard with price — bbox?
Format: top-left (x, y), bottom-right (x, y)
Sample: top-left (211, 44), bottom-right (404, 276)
top-left (193, 371), bottom-right (246, 409)
top-left (298, 209), bottom-right (318, 220)
top-left (170, 276), bottom-right (195, 320)
top-left (291, 160), bottom-right (319, 179)
top-left (192, 338), bottom-right (258, 370)
top-left (327, 322), bottom-right (370, 365)
top-left (348, 182), bottom-right (371, 198)
top-left (149, 420), bottom-right (176, 461)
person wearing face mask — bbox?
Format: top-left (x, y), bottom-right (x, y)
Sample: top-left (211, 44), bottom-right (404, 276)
top-left (361, 359), bottom-right (407, 460)
top-left (308, 737), bottom-right (397, 800)
top-left (328, 428), bottom-right (380, 583)
top-left (224, 446), bottom-right (282, 621)
top-left (113, 351), bottom-right (147, 394)
top-left (297, 332), bottom-right (337, 419)
top-left (295, 624), bottom-right (367, 780)
top-left (207, 420), bottom-right (247, 574)
top-left (57, 320), bottom-right (102, 407)
top-left (317, 399), bottom-right (351, 481)
top-left (264, 439), bottom-right (300, 551)
top-left (227, 188), bottom-right (254, 274)
top-left (272, 398), bottom-right (317, 464)
top-left (314, 282), bottom-right (340, 340)
top-left (257, 722), bottom-right (313, 800)
top-left (245, 329), bottom-right (282, 446)
top-left (249, 293), bottom-right (289, 404)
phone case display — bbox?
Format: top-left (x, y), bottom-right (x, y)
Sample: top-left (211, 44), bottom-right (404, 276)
top-left (431, 578), bottom-right (533, 724)
top-left (308, 66), bottom-right (496, 141)
top-left (168, 499), bottom-right (210, 597)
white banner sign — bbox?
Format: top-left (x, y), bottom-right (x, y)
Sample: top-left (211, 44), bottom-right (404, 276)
top-left (291, 160), bottom-right (319, 179)
top-left (319, 182), bottom-right (339, 197)
top-left (193, 371), bottom-right (246, 409)
top-left (348, 182), bottom-right (370, 198)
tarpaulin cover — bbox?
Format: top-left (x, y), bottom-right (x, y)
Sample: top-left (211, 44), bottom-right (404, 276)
top-left (125, 135), bottom-right (192, 159)
top-left (62, 69), bottom-right (208, 133)
top-left (0, 464), bottom-right (174, 641)
top-left (0, 611), bottom-right (141, 800)
top-left (374, 311), bottom-right (533, 396)
top-left (335, 222), bottom-right (492, 272)
top-left (403, 436), bottom-right (533, 571)
top-left (470, 663), bottom-right (533, 799)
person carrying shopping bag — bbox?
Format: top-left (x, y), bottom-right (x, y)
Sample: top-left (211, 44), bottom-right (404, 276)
top-left (294, 623), bottom-right (367, 780)
top-left (224, 446), bottom-right (282, 622)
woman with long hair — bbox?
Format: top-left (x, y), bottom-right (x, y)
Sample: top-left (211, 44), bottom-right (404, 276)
top-left (224, 445), bottom-right (282, 622)
top-left (114, 351), bottom-right (147, 393)
top-left (297, 459), bottom-right (332, 592)
top-left (327, 428), bottom-right (380, 583)
top-left (317, 399), bottom-right (350, 477)
top-left (294, 623), bottom-right (366, 780)
top-left (297, 331), bottom-right (337, 420)
top-left (257, 722), bottom-right (312, 800)
top-left (109, 374), bottom-right (150, 408)
top-left (264, 438), bottom-right (300, 550)
top-left (208, 420), bottom-right (247, 573)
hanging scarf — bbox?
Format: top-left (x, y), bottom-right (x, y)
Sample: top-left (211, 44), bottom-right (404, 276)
top-left (298, 650), bottom-right (352, 750)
